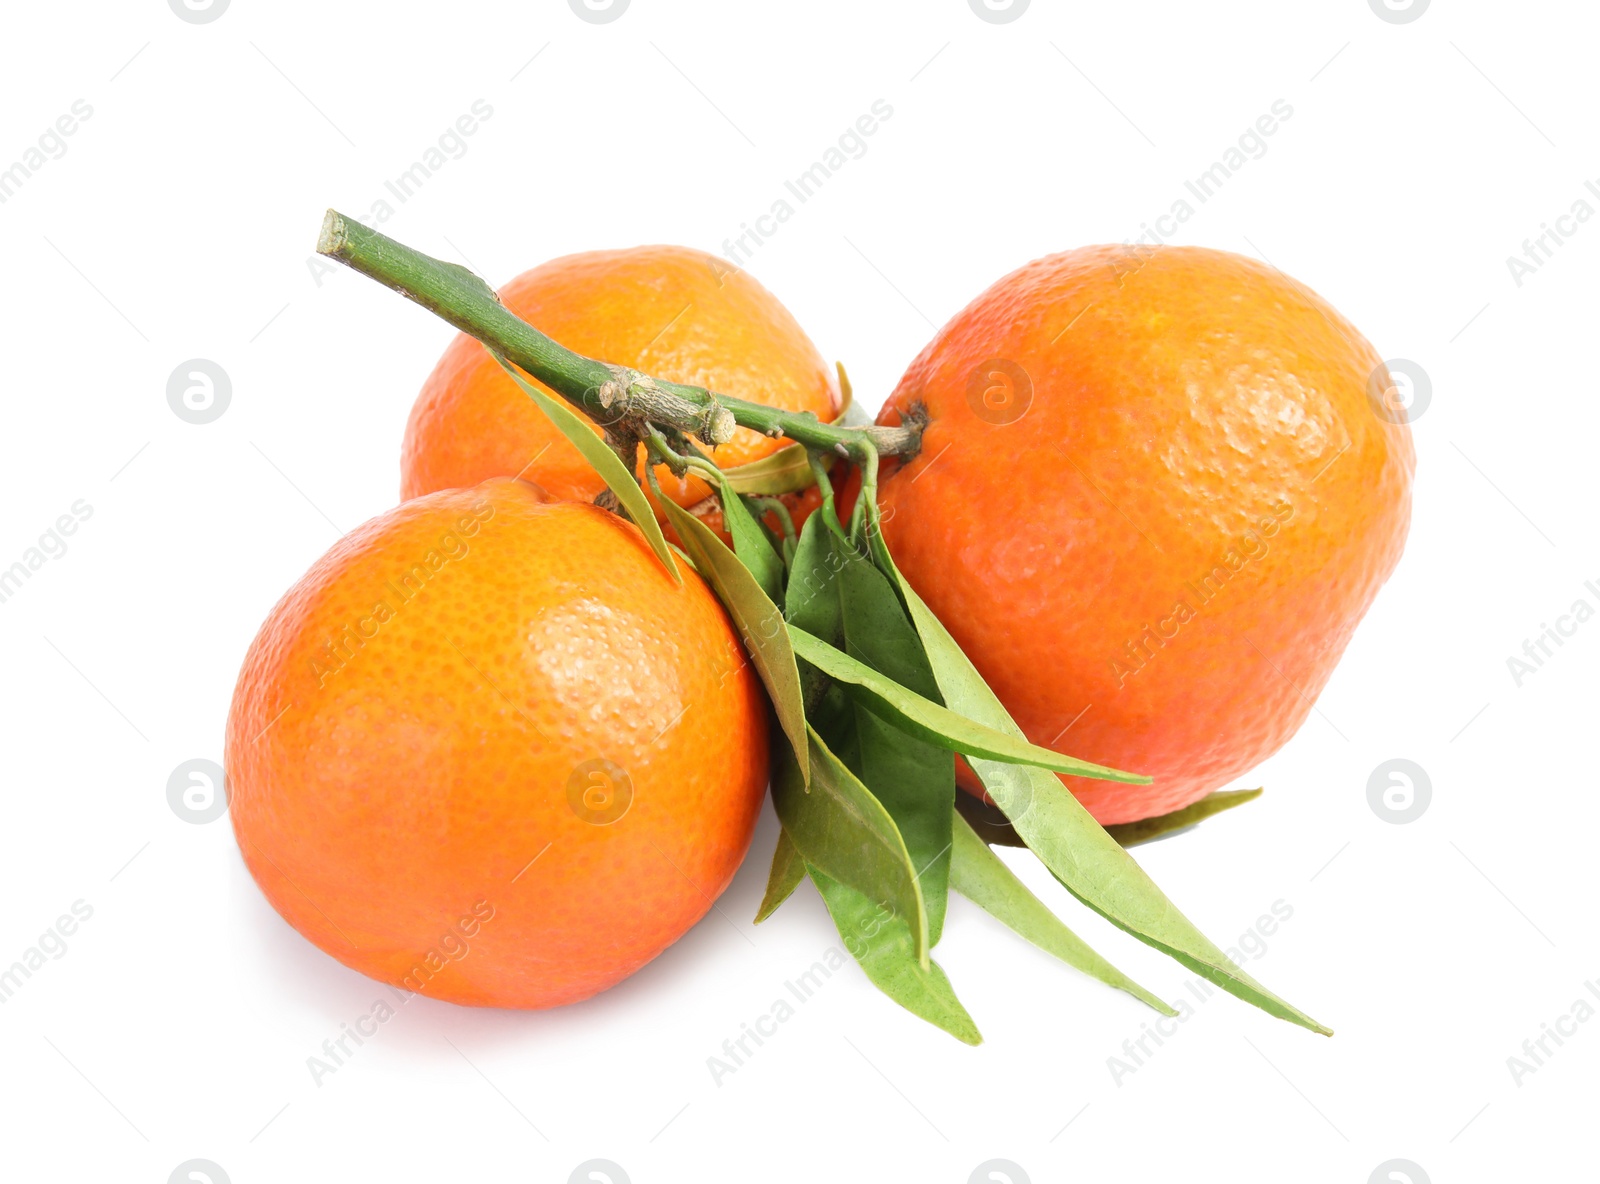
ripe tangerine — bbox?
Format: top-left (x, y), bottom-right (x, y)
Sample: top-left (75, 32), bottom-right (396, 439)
top-left (876, 245), bottom-right (1414, 824)
top-left (225, 478), bottom-right (769, 1007)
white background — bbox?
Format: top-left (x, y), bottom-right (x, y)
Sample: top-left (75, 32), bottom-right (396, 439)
top-left (1, 1), bottom-right (1594, 1181)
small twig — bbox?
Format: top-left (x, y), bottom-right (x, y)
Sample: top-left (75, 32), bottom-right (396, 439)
top-left (317, 210), bottom-right (923, 460)
top-left (750, 497), bottom-right (796, 545)
top-left (806, 449), bottom-right (849, 541)
top-left (850, 445), bottom-right (880, 542)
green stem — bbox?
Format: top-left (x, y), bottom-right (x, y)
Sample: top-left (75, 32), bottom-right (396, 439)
top-left (806, 449), bottom-right (849, 541)
top-left (751, 497), bottom-right (797, 545)
top-left (641, 423), bottom-right (690, 478)
top-left (850, 445), bottom-right (880, 543)
top-left (317, 210), bottom-right (923, 459)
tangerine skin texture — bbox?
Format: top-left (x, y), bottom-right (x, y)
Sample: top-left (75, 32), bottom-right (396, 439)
top-left (401, 245), bottom-right (840, 510)
top-left (226, 479), bottom-right (769, 1008)
top-left (877, 246), bottom-right (1414, 825)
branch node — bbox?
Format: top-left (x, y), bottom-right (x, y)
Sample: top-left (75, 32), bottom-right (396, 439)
top-left (701, 403), bottom-right (738, 447)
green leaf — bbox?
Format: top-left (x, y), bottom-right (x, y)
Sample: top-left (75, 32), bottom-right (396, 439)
top-left (784, 511), bottom-right (845, 710)
top-left (722, 444), bottom-right (826, 496)
top-left (657, 495), bottom-right (809, 785)
top-left (835, 543), bottom-right (954, 945)
top-left (754, 826), bottom-right (805, 923)
top-left (788, 626), bottom-right (1148, 783)
top-left (785, 512), bottom-right (844, 638)
top-left (1106, 788), bottom-right (1264, 848)
top-left (812, 684), bottom-right (862, 772)
top-left (769, 729), bottom-right (929, 967)
top-left (957, 787), bottom-right (1267, 851)
top-left (785, 525), bottom-right (955, 944)
top-left (836, 543), bottom-right (942, 703)
top-left (833, 362), bottom-right (876, 429)
top-left (851, 712), bottom-right (953, 945)
top-left (949, 812), bottom-right (1173, 1015)
top-left (491, 353), bottom-right (680, 585)
top-left (834, 399), bottom-right (873, 429)
top-left (953, 791), bottom-right (1028, 848)
top-left (666, 540), bottom-right (700, 576)
top-left (714, 483), bottom-right (785, 604)
top-left (883, 562), bottom-right (1330, 1036)
top-left (808, 864), bottom-right (981, 1045)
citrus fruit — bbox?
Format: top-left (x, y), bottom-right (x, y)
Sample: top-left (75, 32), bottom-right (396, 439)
top-left (225, 478), bottom-right (769, 1008)
top-left (875, 245), bottom-right (1414, 825)
top-left (401, 245), bottom-right (841, 526)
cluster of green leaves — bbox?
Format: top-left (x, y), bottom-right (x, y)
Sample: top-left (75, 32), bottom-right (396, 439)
top-left (503, 353), bottom-right (1327, 1044)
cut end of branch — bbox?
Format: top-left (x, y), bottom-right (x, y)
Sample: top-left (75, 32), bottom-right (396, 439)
top-left (317, 209), bottom-right (351, 259)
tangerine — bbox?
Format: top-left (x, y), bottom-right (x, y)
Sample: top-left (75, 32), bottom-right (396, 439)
top-left (875, 245), bottom-right (1414, 825)
top-left (225, 478), bottom-right (768, 1007)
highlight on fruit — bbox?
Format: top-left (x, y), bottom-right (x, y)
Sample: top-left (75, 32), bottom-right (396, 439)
top-left (221, 209), bottom-right (1414, 1043)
